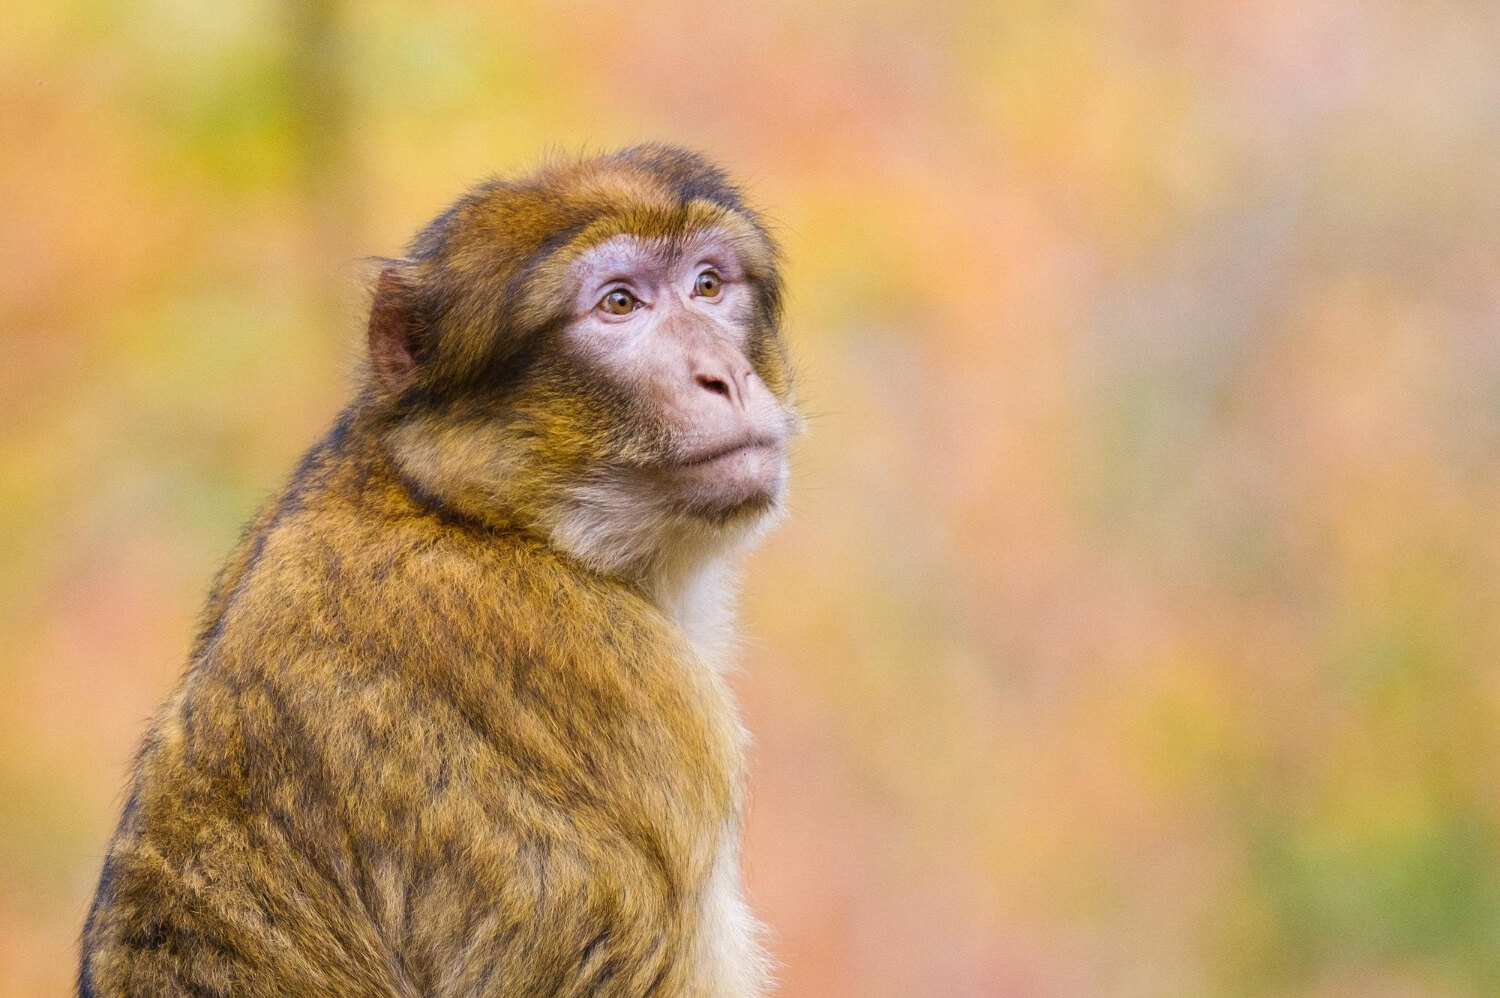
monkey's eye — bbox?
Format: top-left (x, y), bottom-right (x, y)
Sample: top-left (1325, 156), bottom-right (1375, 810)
top-left (599, 289), bottom-right (639, 315)
top-left (694, 270), bottom-right (723, 298)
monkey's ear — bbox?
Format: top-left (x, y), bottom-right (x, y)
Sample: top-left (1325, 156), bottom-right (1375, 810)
top-left (367, 263), bottom-right (423, 391)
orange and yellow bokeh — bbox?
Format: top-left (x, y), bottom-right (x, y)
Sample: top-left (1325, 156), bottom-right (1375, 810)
top-left (5, 2), bottom-right (1500, 995)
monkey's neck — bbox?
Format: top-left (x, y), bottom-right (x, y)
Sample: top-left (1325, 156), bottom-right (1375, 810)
top-left (529, 479), bottom-right (778, 672)
top-left (637, 548), bottom-right (746, 673)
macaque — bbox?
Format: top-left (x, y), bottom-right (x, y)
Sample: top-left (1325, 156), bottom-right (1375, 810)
top-left (79, 145), bottom-right (798, 998)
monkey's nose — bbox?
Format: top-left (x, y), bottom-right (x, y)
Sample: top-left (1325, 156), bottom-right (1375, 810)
top-left (692, 365), bottom-right (747, 409)
top-left (696, 373), bottom-right (732, 398)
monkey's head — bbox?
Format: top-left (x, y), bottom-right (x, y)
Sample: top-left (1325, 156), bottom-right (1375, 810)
top-left (364, 146), bottom-right (799, 589)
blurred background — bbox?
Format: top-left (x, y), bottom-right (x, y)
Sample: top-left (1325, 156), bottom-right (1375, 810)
top-left (4, 1), bottom-right (1500, 995)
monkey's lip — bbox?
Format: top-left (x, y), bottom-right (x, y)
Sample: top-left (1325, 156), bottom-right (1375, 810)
top-left (669, 436), bottom-right (783, 469)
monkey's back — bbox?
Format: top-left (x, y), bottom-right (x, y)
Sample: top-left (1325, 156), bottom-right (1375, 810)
top-left (79, 427), bottom-right (745, 998)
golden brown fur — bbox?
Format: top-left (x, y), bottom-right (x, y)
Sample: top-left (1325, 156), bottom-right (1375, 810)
top-left (79, 146), bottom-right (795, 998)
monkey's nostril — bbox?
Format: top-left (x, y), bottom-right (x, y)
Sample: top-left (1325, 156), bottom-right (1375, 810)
top-left (696, 374), bottom-right (732, 398)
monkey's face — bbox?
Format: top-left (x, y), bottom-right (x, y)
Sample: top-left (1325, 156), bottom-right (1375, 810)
top-left (379, 218), bottom-right (797, 580)
top-left (550, 229), bottom-right (793, 521)
top-left (373, 148), bottom-right (797, 582)
top-left (486, 223), bottom-right (799, 582)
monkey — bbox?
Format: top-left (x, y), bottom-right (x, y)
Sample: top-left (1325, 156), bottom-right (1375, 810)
top-left (78, 145), bottom-right (799, 998)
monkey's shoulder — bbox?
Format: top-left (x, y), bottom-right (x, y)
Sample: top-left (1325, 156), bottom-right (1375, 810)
top-left (183, 487), bottom-right (742, 802)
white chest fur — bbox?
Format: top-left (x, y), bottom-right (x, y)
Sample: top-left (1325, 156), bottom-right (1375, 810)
top-left (693, 822), bottom-right (771, 997)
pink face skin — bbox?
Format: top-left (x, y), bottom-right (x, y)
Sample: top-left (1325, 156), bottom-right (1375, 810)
top-left (562, 230), bottom-right (791, 516)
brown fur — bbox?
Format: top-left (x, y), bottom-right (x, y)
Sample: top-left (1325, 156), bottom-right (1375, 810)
top-left (79, 146), bottom-right (794, 998)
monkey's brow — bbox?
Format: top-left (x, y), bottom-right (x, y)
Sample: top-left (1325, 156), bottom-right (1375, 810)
top-left (576, 230), bottom-right (739, 272)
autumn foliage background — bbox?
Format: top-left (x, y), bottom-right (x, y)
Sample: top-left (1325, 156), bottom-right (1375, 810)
top-left (5, 2), bottom-right (1500, 995)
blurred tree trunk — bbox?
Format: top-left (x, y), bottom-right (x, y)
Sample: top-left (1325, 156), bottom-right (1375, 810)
top-left (282, 0), bottom-right (359, 344)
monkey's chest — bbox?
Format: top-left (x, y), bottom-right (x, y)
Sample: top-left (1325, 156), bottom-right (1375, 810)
top-left (386, 673), bottom-right (742, 994)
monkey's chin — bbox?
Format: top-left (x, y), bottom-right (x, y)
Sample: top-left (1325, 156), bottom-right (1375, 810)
top-left (662, 444), bottom-right (786, 525)
top-left (544, 446), bottom-right (785, 581)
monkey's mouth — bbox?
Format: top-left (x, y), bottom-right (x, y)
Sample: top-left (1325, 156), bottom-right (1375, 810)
top-left (669, 435), bottom-right (783, 469)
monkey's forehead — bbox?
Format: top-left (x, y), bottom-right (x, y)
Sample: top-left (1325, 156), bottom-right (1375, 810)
top-left (562, 197), bottom-right (770, 261)
top-left (566, 230), bottom-right (752, 281)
